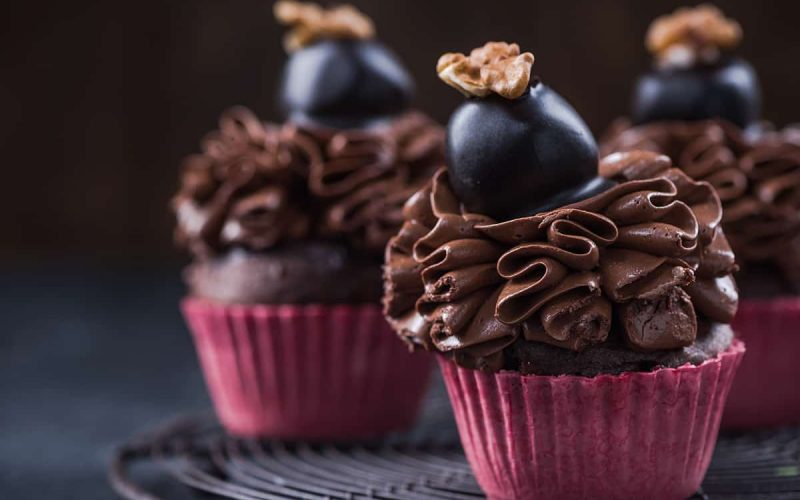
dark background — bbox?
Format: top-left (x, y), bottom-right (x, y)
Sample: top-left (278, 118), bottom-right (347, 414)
top-left (2, 0), bottom-right (799, 266)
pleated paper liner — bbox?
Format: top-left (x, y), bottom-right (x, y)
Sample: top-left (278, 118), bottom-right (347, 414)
top-left (182, 299), bottom-right (433, 440)
top-left (723, 297), bottom-right (800, 429)
top-left (439, 341), bottom-right (745, 500)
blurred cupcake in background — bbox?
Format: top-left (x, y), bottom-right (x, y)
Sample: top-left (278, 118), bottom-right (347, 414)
top-left (172, 1), bottom-right (443, 439)
top-left (383, 41), bottom-right (745, 500)
top-left (601, 4), bottom-right (800, 430)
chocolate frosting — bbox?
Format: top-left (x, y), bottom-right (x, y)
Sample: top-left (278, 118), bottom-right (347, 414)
top-left (384, 151), bottom-right (738, 372)
top-left (173, 107), bottom-right (444, 258)
top-left (602, 119), bottom-right (800, 292)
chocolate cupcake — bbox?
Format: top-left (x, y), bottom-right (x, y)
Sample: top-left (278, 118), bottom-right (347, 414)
top-left (383, 42), bottom-right (745, 499)
top-left (173, 1), bottom-right (443, 439)
top-left (601, 4), bottom-right (800, 429)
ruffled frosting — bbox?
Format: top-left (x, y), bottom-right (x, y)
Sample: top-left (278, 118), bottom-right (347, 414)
top-left (602, 119), bottom-right (800, 283)
top-left (384, 151), bottom-right (738, 372)
top-left (172, 107), bottom-right (310, 258)
top-left (304, 112), bottom-right (445, 252)
top-left (173, 107), bottom-right (443, 257)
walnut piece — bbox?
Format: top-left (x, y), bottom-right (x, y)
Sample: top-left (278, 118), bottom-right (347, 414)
top-left (274, 1), bottom-right (374, 53)
top-left (646, 4), bottom-right (741, 68)
top-left (437, 42), bottom-right (534, 100)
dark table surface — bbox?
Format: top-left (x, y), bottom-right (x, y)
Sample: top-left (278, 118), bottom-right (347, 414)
top-left (0, 265), bottom-right (210, 499)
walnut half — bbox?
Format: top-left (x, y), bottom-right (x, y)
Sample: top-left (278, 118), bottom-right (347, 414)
top-left (646, 4), bottom-right (742, 68)
top-left (274, 1), bottom-right (375, 53)
top-left (437, 42), bottom-right (535, 100)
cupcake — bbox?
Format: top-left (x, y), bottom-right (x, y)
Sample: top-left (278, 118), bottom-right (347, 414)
top-left (383, 42), bottom-right (745, 500)
top-left (172, 1), bottom-right (443, 439)
top-left (601, 4), bottom-right (800, 429)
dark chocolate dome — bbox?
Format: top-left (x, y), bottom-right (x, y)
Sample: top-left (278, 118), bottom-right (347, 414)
top-left (633, 56), bottom-right (761, 129)
top-left (446, 82), bottom-right (604, 220)
top-left (280, 39), bottom-right (414, 129)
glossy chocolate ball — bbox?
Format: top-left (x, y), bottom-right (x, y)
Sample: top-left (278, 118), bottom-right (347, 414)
top-left (632, 57), bottom-right (761, 129)
top-left (446, 82), bottom-right (602, 220)
top-left (280, 39), bottom-right (414, 129)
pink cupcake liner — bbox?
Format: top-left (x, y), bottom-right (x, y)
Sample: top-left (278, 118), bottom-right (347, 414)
top-left (439, 341), bottom-right (745, 500)
top-left (723, 297), bottom-right (800, 429)
top-left (182, 298), bottom-right (433, 440)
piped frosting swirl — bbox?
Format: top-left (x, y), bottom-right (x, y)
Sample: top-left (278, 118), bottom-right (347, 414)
top-left (173, 107), bottom-right (444, 258)
top-left (602, 120), bottom-right (800, 289)
top-left (384, 152), bottom-right (738, 372)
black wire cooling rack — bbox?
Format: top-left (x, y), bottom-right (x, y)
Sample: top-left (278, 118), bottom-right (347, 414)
top-left (109, 380), bottom-right (800, 500)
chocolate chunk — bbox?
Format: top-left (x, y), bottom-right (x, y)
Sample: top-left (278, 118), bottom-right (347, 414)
top-left (619, 288), bottom-right (697, 350)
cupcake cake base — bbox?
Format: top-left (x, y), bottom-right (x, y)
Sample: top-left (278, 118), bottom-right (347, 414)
top-left (182, 299), bottom-right (433, 439)
top-left (439, 341), bottom-right (745, 500)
